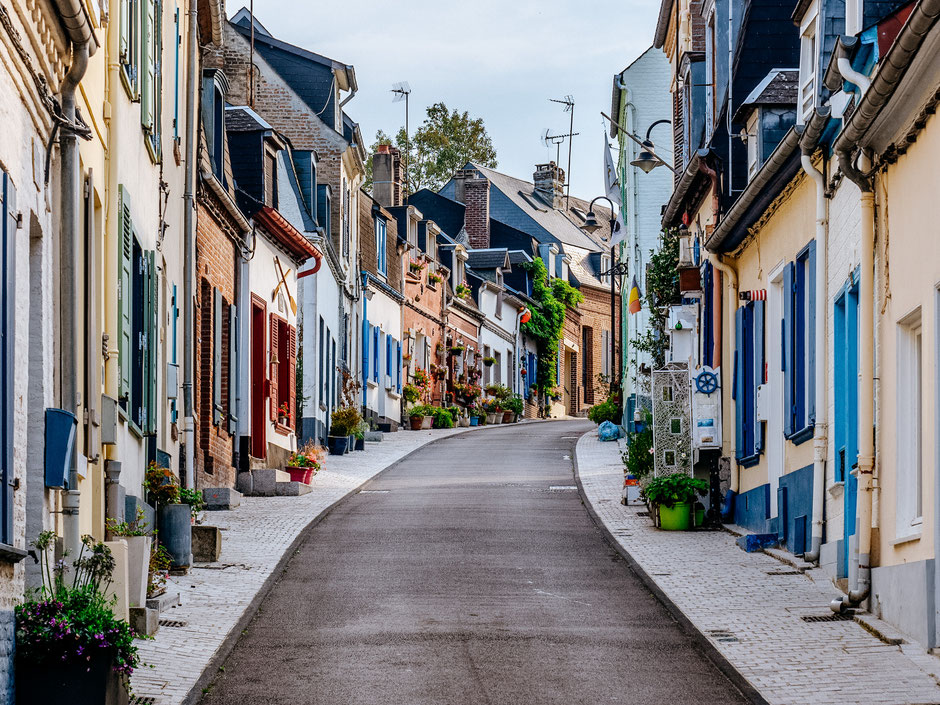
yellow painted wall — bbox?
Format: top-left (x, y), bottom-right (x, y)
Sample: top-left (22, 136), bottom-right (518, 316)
top-left (874, 116), bottom-right (940, 568)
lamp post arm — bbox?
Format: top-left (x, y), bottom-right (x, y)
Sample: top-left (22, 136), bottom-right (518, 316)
top-left (600, 112), bottom-right (679, 174)
top-left (645, 118), bottom-right (671, 142)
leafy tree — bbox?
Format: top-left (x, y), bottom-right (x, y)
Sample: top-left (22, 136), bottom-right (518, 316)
top-left (633, 229), bottom-right (682, 369)
top-left (365, 102), bottom-right (497, 194)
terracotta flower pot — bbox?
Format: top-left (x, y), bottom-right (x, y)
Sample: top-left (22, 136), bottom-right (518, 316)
top-left (409, 416), bottom-right (424, 431)
top-left (502, 411), bottom-right (514, 424)
top-left (286, 467), bottom-right (315, 484)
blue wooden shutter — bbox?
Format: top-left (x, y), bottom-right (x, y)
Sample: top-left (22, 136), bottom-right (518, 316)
top-left (734, 306), bottom-right (745, 460)
top-left (783, 262), bottom-right (795, 437)
top-left (362, 320), bottom-right (370, 382)
top-left (806, 241), bottom-right (817, 425)
top-left (385, 334), bottom-right (391, 385)
top-left (373, 327), bottom-right (380, 382)
top-left (173, 6), bottom-right (180, 138)
top-left (228, 303), bottom-right (238, 434)
top-left (170, 284), bottom-right (178, 423)
top-left (212, 287), bottom-right (222, 425)
top-left (753, 300), bottom-right (765, 453)
top-left (396, 341), bottom-right (402, 393)
top-left (1, 173), bottom-right (16, 543)
top-left (118, 187), bottom-right (132, 405)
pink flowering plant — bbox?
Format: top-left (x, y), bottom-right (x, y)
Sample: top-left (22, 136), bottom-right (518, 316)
top-left (15, 531), bottom-right (143, 680)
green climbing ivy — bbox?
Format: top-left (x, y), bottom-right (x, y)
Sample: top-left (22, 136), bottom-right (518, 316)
top-left (521, 257), bottom-right (584, 395)
top-left (633, 228), bottom-right (682, 369)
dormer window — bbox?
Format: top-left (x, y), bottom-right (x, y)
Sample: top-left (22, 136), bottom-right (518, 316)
top-left (317, 184), bottom-right (332, 238)
top-left (600, 254), bottom-right (611, 284)
top-left (799, 1), bottom-right (819, 123)
top-left (202, 71), bottom-right (229, 182)
top-left (375, 217), bottom-right (388, 277)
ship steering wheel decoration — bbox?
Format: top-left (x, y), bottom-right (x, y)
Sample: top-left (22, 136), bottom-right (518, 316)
top-left (695, 370), bottom-right (719, 395)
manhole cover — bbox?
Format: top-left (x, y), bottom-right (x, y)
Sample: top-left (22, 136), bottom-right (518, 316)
top-left (801, 613), bottom-right (854, 623)
top-left (159, 619), bottom-right (188, 628)
top-left (706, 629), bottom-right (740, 643)
top-left (636, 511), bottom-right (650, 517)
top-left (766, 570), bottom-right (802, 576)
top-left (549, 485), bottom-right (577, 491)
top-left (131, 697), bottom-right (157, 705)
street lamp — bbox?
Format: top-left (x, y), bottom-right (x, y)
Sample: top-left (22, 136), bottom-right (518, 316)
top-left (601, 112), bottom-right (678, 174)
top-left (582, 195), bottom-right (623, 389)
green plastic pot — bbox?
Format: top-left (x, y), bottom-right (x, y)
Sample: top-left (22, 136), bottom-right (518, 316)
top-left (658, 502), bottom-right (691, 531)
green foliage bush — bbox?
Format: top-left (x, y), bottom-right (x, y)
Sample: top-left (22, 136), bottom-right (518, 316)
top-left (330, 406), bottom-right (362, 436)
top-left (643, 473), bottom-right (708, 508)
top-left (587, 398), bottom-right (621, 425)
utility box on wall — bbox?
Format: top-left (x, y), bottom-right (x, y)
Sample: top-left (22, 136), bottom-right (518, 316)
top-left (692, 366), bottom-right (722, 450)
top-left (45, 408), bottom-right (77, 489)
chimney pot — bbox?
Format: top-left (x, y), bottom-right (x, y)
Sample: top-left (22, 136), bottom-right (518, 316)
top-left (533, 161), bottom-right (565, 210)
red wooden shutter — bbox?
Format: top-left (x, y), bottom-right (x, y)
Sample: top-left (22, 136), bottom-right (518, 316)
top-left (269, 314), bottom-right (279, 421)
top-left (288, 325), bottom-right (297, 430)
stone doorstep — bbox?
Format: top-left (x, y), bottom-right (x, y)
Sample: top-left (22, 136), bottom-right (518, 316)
top-left (236, 468), bottom-right (290, 496)
top-left (274, 480), bottom-right (312, 496)
top-left (202, 486), bottom-right (242, 511)
top-left (129, 606), bottom-right (160, 637)
top-left (364, 431), bottom-right (384, 442)
top-left (192, 525), bottom-right (223, 563)
top-left (146, 590), bottom-right (180, 613)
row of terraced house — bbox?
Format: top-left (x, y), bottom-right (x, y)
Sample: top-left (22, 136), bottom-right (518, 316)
top-left (0, 0), bottom-right (622, 693)
top-left (626, 0), bottom-right (940, 650)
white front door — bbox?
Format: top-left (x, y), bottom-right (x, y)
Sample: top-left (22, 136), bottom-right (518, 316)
top-left (767, 268), bottom-right (785, 517)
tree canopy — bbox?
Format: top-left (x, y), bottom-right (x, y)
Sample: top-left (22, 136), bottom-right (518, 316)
top-left (365, 102), bottom-right (497, 194)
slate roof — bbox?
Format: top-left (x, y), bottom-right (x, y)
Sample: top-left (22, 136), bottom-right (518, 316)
top-left (463, 163), bottom-right (614, 252)
top-left (466, 248), bottom-right (510, 271)
top-left (408, 189), bottom-right (465, 240)
top-left (508, 250), bottom-right (532, 266)
top-left (734, 69), bottom-right (798, 120)
top-left (225, 105), bottom-right (274, 133)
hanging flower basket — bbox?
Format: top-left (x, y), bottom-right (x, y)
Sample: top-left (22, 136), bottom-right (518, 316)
top-left (483, 357), bottom-right (496, 367)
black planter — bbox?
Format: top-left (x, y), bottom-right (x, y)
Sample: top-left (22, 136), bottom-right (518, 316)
top-left (17, 657), bottom-right (129, 705)
top-left (328, 436), bottom-right (348, 455)
top-left (354, 437), bottom-right (365, 451)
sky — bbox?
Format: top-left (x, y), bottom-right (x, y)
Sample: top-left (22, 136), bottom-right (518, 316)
top-left (229, 0), bottom-right (663, 199)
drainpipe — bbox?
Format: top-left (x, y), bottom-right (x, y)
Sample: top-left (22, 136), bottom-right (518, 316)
top-left (801, 152), bottom-right (828, 563)
top-left (181, 0), bottom-right (199, 488)
top-left (59, 43), bottom-right (90, 568)
top-left (832, 147), bottom-right (874, 611)
top-left (708, 255), bottom-right (739, 501)
top-left (837, 58), bottom-right (871, 96)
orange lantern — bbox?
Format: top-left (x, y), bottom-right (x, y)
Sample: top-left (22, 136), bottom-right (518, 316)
top-left (520, 308), bottom-right (532, 324)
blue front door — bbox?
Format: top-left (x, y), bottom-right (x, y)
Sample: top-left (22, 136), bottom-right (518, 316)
top-left (834, 275), bottom-right (859, 578)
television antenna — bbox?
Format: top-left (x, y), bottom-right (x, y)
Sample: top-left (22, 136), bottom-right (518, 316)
top-left (549, 95), bottom-right (575, 208)
top-left (391, 81), bottom-right (412, 196)
top-left (541, 128), bottom-right (579, 169)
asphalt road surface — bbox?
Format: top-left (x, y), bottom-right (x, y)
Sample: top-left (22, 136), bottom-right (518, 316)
top-left (203, 420), bottom-right (748, 704)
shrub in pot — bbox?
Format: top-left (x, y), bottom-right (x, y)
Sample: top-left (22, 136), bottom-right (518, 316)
top-left (587, 397), bottom-right (621, 425)
top-left (145, 463), bottom-right (191, 570)
top-left (643, 473), bottom-right (708, 531)
top-left (408, 405), bottom-right (426, 431)
top-left (286, 441), bottom-right (325, 484)
top-left (329, 406), bottom-right (361, 455)
top-left (16, 532), bottom-right (142, 705)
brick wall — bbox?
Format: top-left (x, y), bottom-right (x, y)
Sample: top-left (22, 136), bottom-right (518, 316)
top-left (464, 178), bottom-right (490, 249)
top-left (580, 285), bottom-right (620, 406)
top-left (194, 192), bottom-right (239, 488)
top-left (359, 191), bottom-right (402, 292)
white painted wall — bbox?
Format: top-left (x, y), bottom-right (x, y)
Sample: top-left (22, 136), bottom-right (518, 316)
top-left (362, 288), bottom-right (402, 424)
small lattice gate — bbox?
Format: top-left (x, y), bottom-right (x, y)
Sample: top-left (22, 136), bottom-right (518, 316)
top-left (652, 362), bottom-right (693, 476)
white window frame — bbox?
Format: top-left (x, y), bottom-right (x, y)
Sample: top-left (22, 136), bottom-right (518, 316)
top-left (704, 0), bottom-right (717, 141)
top-left (845, 0), bottom-right (863, 36)
top-left (896, 309), bottom-right (924, 536)
top-left (375, 217), bottom-right (387, 277)
top-left (600, 254), bottom-right (611, 284)
top-left (746, 111), bottom-right (760, 180)
top-left (799, 1), bottom-right (819, 124)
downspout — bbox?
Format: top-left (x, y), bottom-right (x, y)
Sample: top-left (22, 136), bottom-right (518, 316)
top-left (837, 58), bottom-right (871, 95)
top-left (709, 255), bottom-right (739, 500)
top-left (59, 43), bottom-right (90, 566)
top-left (832, 148), bottom-right (874, 611)
top-left (799, 109), bottom-right (830, 563)
top-left (801, 153), bottom-right (828, 563)
top-left (182, 0), bottom-right (199, 488)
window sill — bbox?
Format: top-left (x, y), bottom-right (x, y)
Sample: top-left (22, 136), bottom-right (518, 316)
top-left (0, 544), bottom-right (27, 564)
top-left (890, 532), bottom-right (922, 547)
top-left (274, 422), bottom-right (293, 436)
top-left (786, 425), bottom-right (814, 446)
top-left (387, 390), bottom-right (401, 400)
top-left (366, 379), bottom-right (378, 389)
top-left (319, 402), bottom-right (327, 412)
top-left (738, 453), bottom-right (761, 469)
top-left (827, 481), bottom-right (845, 496)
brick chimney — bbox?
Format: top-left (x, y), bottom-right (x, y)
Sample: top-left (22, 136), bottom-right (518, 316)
top-left (462, 172), bottom-right (490, 250)
top-left (372, 144), bottom-right (403, 208)
top-left (533, 162), bottom-right (565, 209)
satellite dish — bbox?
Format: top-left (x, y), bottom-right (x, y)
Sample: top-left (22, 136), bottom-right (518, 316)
top-left (541, 128), bottom-right (551, 147)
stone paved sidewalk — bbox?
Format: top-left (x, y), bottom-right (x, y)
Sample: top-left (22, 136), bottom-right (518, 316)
top-left (130, 425), bottom-right (481, 705)
top-left (575, 431), bottom-right (940, 705)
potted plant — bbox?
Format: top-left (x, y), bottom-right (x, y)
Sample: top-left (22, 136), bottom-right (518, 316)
top-left (428, 272), bottom-right (442, 285)
top-left (482, 356), bottom-right (496, 367)
top-left (329, 406), bottom-right (361, 455)
top-left (643, 473), bottom-right (708, 531)
top-left (277, 401), bottom-right (290, 426)
top-left (286, 441), bottom-right (324, 484)
top-left (353, 420), bottom-right (368, 451)
top-left (504, 395), bottom-right (524, 423)
top-left (179, 487), bottom-right (206, 524)
top-left (145, 462), bottom-right (191, 571)
top-left (449, 344), bottom-right (465, 356)
top-left (105, 507), bottom-right (152, 610)
top-left (16, 532), bottom-right (142, 704)
top-left (147, 542), bottom-right (172, 599)
top-left (402, 383), bottom-right (421, 404)
top-left (455, 282), bottom-right (470, 299)
top-left (409, 405), bottom-right (426, 431)
top-left (409, 260), bottom-right (425, 274)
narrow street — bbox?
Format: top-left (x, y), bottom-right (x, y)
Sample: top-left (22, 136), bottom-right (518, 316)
top-left (203, 421), bottom-right (747, 705)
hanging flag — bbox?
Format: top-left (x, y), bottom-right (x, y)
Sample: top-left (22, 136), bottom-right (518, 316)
top-left (608, 209), bottom-right (627, 247)
top-left (628, 276), bottom-right (642, 314)
top-left (604, 135), bottom-right (622, 207)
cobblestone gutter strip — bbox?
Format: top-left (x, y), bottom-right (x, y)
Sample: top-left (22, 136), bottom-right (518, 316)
top-left (573, 431), bottom-right (940, 705)
top-left (131, 425), bottom-right (502, 705)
